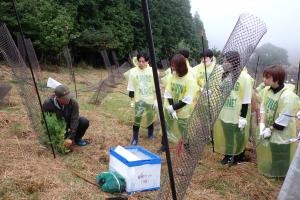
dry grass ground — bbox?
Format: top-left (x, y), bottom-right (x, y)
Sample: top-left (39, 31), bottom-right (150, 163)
top-left (0, 64), bottom-right (283, 200)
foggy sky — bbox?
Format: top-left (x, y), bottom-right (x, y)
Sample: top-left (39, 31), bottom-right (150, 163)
top-left (190, 0), bottom-right (300, 66)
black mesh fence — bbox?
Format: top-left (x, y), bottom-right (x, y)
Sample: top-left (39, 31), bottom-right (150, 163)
top-left (0, 23), bottom-right (42, 133)
top-left (100, 50), bottom-right (116, 85)
top-left (92, 50), bottom-right (131, 104)
top-left (17, 36), bottom-right (43, 83)
top-left (158, 13), bottom-right (267, 200)
top-left (63, 46), bottom-right (77, 98)
top-left (0, 83), bottom-right (12, 105)
top-left (111, 50), bottom-right (125, 84)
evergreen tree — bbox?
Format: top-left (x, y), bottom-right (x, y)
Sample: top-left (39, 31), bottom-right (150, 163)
top-left (190, 12), bottom-right (208, 60)
top-left (0, 0), bottom-right (209, 65)
top-left (0, 0), bottom-right (77, 61)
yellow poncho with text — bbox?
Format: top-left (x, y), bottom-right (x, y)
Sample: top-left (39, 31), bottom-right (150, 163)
top-left (256, 85), bottom-right (300, 177)
top-left (128, 66), bottom-right (157, 128)
top-left (214, 69), bottom-right (253, 155)
top-left (164, 73), bottom-right (198, 143)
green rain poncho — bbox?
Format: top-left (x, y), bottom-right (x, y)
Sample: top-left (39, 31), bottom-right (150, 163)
top-left (214, 68), bottom-right (253, 155)
top-left (127, 65), bottom-right (157, 128)
top-left (163, 72), bottom-right (198, 143)
top-left (256, 84), bottom-right (300, 177)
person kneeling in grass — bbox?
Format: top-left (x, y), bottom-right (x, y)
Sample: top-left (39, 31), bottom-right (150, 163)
top-left (43, 85), bottom-right (89, 149)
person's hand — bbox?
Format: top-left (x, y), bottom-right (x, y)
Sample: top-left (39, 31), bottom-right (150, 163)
top-left (167, 105), bottom-right (178, 119)
top-left (238, 117), bottom-right (247, 129)
top-left (262, 128), bottom-right (272, 139)
top-left (259, 123), bottom-right (265, 137)
top-left (152, 101), bottom-right (158, 110)
top-left (171, 111), bottom-right (178, 119)
top-left (130, 99), bottom-right (134, 108)
top-left (201, 88), bottom-right (212, 97)
top-left (64, 139), bottom-right (73, 149)
top-left (297, 110), bottom-right (300, 119)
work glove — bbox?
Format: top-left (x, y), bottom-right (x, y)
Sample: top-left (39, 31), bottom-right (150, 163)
top-left (297, 110), bottom-right (300, 119)
top-left (152, 101), bottom-right (158, 111)
top-left (259, 123), bottom-right (265, 137)
top-left (64, 139), bottom-right (73, 149)
top-left (167, 105), bottom-right (178, 119)
top-left (130, 99), bottom-right (134, 108)
top-left (262, 127), bottom-right (272, 139)
top-left (201, 88), bottom-right (212, 97)
top-left (238, 117), bottom-right (247, 129)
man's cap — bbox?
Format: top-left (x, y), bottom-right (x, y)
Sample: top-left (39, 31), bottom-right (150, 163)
top-left (54, 85), bottom-right (74, 100)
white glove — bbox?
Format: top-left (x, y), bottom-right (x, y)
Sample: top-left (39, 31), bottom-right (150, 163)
top-left (167, 105), bottom-right (178, 119)
top-left (297, 110), bottom-right (300, 119)
top-left (259, 123), bottom-right (266, 137)
top-left (152, 101), bottom-right (158, 110)
top-left (262, 128), bottom-right (272, 139)
top-left (201, 88), bottom-right (212, 97)
top-left (238, 117), bottom-right (247, 129)
top-left (298, 131), bottom-right (300, 138)
top-left (130, 99), bottom-right (134, 108)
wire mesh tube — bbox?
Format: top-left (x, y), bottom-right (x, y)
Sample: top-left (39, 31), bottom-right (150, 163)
top-left (92, 50), bottom-right (130, 104)
top-left (0, 23), bottom-right (42, 134)
top-left (17, 36), bottom-right (43, 83)
top-left (0, 83), bottom-right (12, 104)
top-left (63, 46), bottom-right (77, 98)
top-left (158, 13), bottom-right (267, 200)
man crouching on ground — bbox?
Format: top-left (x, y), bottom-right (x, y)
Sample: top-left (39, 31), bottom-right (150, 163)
top-left (43, 85), bottom-right (89, 149)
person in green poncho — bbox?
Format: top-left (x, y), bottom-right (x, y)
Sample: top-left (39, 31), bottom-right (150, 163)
top-left (161, 48), bottom-right (193, 88)
top-left (257, 65), bottom-right (300, 177)
top-left (160, 53), bottom-right (198, 152)
top-left (192, 49), bottom-right (217, 89)
top-left (127, 52), bottom-right (157, 145)
top-left (213, 51), bottom-right (253, 165)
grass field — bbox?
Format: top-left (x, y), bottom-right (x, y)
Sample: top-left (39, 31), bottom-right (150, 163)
top-left (0, 64), bottom-right (283, 200)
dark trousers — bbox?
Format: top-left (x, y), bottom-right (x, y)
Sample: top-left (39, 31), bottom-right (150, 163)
top-left (65, 117), bottom-right (89, 141)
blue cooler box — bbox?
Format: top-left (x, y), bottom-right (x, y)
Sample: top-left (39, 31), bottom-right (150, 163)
top-left (109, 146), bottom-right (161, 193)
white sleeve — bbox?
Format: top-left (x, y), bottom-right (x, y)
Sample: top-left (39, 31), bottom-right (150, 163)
top-left (182, 96), bottom-right (193, 105)
top-left (275, 91), bottom-right (297, 126)
top-left (242, 78), bottom-right (252, 104)
top-left (242, 87), bottom-right (252, 104)
top-left (127, 80), bottom-right (134, 91)
top-left (275, 113), bottom-right (291, 127)
top-left (164, 90), bottom-right (173, 99)
top-left (260, 103), bottom-right (265, 114)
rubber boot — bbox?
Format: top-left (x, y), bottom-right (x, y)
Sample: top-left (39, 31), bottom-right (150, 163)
top-left (220, 155), bottom-right (231, 165)
top-left (131, 125), bottom-right (139, 145)
top-left (147, 123), bottom-right (154, 139)
top-left (234, 150), bottom-right (246, 163)
top-left (228, 156), bottom-right (236, 167)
